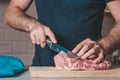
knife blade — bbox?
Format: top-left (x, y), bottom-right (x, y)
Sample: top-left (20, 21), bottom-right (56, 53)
top-left (46, 40), bottom-right (79, 58)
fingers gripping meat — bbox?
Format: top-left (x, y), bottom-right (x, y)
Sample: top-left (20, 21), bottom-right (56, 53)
top-left (54, 51), bottom-right (111, 70)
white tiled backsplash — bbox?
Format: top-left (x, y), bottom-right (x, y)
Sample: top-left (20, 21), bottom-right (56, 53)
top-left (0, 1), bottom-right (119, 66)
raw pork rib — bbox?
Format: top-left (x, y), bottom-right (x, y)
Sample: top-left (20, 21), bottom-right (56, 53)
top-left (54, 51), bottom-right (111, 70)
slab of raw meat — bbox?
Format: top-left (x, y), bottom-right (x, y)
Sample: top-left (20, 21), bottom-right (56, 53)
top-left (54, 51), bottom-right (111, 70)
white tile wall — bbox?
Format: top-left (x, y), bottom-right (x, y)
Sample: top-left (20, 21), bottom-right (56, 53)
top-left (0, 28), bottom-right (5, 40)
top-left (0, 41), bottom-right (12, 53)
top-left (5, 28), bottom-right (21, 40)
top-left (12, 41), bottom-right (28, 53)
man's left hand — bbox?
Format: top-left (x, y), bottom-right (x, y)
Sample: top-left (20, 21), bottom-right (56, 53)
top-left (72, 38), bottom-right (104, 63)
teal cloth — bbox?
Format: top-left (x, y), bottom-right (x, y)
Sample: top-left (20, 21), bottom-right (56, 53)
top-left (0, 55), bottom-right (25, 77)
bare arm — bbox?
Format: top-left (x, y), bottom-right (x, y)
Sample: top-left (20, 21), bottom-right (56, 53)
top-left (72, 1), bottom-right (120, 63)
top-left (98, 1), bottom-right (120, 54)
top-left (4, 0), bottom-right (34, 31)
top-left (4, 0), bottom-right (57, 47)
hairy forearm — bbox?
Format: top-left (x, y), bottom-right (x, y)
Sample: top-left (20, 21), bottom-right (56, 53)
top-left (98, 21), bottom-right (120, 55)
top-left (4, 5), bottom-right (39, 32)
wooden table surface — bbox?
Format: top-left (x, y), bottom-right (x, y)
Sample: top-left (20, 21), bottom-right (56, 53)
top-left (29, 66), bottom-right (120, 78)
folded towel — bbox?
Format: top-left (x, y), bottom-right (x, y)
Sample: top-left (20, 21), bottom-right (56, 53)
top-left (0, 55), bottom-right (25, 77)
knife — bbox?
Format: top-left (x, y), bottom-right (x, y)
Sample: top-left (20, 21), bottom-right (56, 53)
top-left (46, 40), bottom-right (79, 59)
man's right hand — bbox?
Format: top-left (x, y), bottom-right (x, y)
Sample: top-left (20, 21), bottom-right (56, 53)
top-left (30, 23), bottom-right (57, 48)
top-left (4, 0), bottom-right (57, 48)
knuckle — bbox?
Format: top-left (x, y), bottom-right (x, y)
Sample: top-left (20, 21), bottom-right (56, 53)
top-left (89, 41), bottom-right (96, 45)
top-left (87, 41), bottom-right (96, 47)
top-left (83, 38), bottom-right (91, 43)
top-left (85, 45), bottom-right (92, 50)
top-left (45, 27), bottom-right (51, 31)
top-left (45, 28), bottom-right (53, 35)
top-left (77, 44), bottom-right (81, 47)
top-left (39, 27), bottom-right (44, 31)
top-left (85, 44), bottom-right (89, 48)
top-left (49, 32), bottom-right (54, 36)
top-left (86, 38), bottom-right (91, 40)
top-left (41, 39), bottom-right (46, 43)
top-left (86, 43), bottom-right (93, 48)
top-left (94, 46), bottom-right (100, 50)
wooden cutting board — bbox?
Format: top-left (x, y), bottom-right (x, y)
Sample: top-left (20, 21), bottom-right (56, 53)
top-left (29, 66), bottom-right (120, 78)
